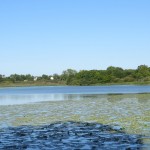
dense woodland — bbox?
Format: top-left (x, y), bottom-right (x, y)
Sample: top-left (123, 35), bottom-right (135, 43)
top-left (0, 65), bottom-right (150, 86)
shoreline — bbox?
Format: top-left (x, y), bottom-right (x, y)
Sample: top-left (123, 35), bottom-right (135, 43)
top-left (0, 81), bottom-right (150, 88)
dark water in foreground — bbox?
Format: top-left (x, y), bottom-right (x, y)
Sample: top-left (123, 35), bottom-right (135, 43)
top-left (0, 122), bottom-right (144, 150)
top-left (0, 86), bottom-right (150, 149)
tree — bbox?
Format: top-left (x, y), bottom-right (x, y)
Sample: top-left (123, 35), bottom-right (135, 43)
top-left (0, 75), bottom-right (3, 82)
top-left (41, 74), bottom-right (49, 81)
top-left (25, 74), bottom-right (34, 81)
top-left (53, 73), bottom-right (60, 81)
top-left (107, 66), bottom-right (124, 77)
top-left (61, 69), bottom-right (77, 81)
top-left (136, 65), bottom-right (150, 80)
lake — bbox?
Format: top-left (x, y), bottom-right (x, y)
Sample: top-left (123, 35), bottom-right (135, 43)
top-left (0, 85), bottom-right (150, 149)
top-left (0, 85), bottom-right (150, 105)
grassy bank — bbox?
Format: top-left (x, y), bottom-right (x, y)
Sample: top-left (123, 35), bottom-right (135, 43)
top-left (0, 81), bottom-right (150, 88)
top-left (0, 81), bottom-right (66, 87)
top-left (91, 81), bottom-right (150, 86)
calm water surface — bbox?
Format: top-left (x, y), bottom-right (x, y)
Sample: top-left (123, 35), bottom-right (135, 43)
top-left (0, 85), bottom-right (150, 148)
top-left (0, 85), bottom-right (150, 105)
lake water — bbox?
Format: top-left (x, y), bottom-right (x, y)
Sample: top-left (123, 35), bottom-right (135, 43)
top-left (0, 85), bottom-right (150, 149)
top-left (0, 85), bottom-right (150, 105)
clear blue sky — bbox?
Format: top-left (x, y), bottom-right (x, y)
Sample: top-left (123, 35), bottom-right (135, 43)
top-left (0, 0), bottom-right (150, 76)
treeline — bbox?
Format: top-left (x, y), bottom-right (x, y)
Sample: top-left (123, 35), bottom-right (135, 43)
top-left (64, 65), bottom-right (150, 85)
top-left (0, 65), bottom-right (150, 86)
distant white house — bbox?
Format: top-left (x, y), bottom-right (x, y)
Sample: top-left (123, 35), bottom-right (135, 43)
top-left (34, 76), bottom-right (38, 81)
top-left (50, 76), bottom-right (54, 80)
top-left (2, 75), bottom-right (5, 78)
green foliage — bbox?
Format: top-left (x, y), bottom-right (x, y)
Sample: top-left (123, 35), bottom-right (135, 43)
top-left (65, 65), bottom-right (150, 85)
top-left (0, 65), bottom-right (150, 86)
top-left (9, 74), bottom-right (34, 82)
top-left (107, 66), bottom-right (124, 78)
top-left (136, 65), bottom-right (150, 80)
top-left (0, 75), bottom-right (3, 82)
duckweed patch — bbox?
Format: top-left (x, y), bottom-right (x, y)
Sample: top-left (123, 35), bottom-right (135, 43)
top-left (0, 93), bottom-right (150, 147)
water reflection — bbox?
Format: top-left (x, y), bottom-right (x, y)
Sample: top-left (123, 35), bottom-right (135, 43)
top-left (0, 94), bottom-right (81, 105)
top-left (0, 93), bottom-right (150, 105)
